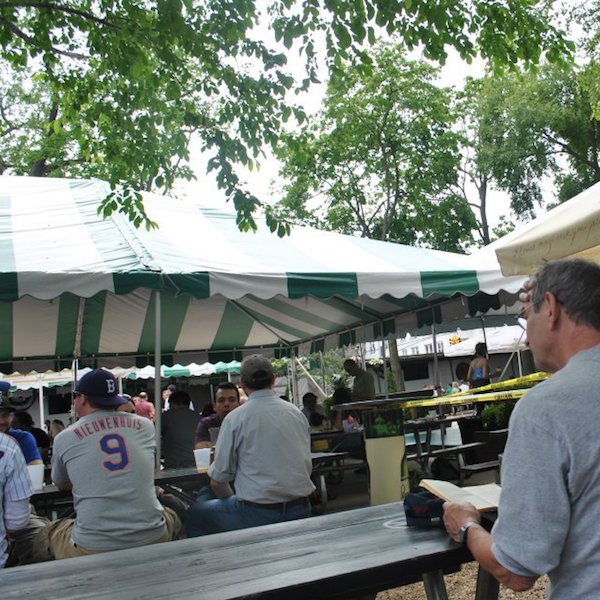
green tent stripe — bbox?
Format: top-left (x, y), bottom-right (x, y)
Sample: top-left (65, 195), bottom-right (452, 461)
top-left (0, 302), bottom-right (12, 360)
top-left (0, 274), bottom-right (18, 302)
top-left (55, 293), bottom-right (81, 356)
top-left (165, 273), bottom-right (210, 298)
top-left (249, 297), bottom-right (349, 332)
top-left (211, 302), bottom-right (255, 350)
top-left (372, 319), bottom-right (396, 339)
top-left (113, 272), bottom-right (163, 295)
top-left (339, 330), bottom-right (356, 347)
top-left (380, 294), bottom-right (429, 310)
top-left (420, 271), bottom-right (479, 297)
top-left (236, 304), bottom-right (315, 341)
top-left (467, 293), bottom-right (503, 316)
top-left (323, 296), bottom-right (387, 320)
top-left (0, 191), bottom-right (18, 301)
top-left (310, 339), bottom-right (325, 354)
top-left (287, 273), bottom-right (358, 299)
top-left (159, 294), bottom-right (190, 352)
top-left (137, 293), bottom-right (188, 355)
top-left (80, 293), bottom-right (107, 355)
top-left (416, 305), bottom-right (443, 328)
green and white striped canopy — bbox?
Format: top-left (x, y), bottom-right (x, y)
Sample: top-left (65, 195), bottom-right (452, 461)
top-left (0, 177), bottom-right (525, 370)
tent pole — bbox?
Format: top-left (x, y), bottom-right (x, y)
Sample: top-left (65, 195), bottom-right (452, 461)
top-left (319, 350), bottom-right (326, 395)
top-left (154, 291), bottom-right (162, 469)
top-left (379, 322), bottom-right (389, 399)
top-left (37, 379), bottom-right (45, 430)
top-left (294, 356), bottom-right (326, 397)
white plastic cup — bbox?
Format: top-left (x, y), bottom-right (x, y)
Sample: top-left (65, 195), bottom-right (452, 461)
top-left (27, 464), bottom-right (45, 491)
top-left (193, 448), bottom-right (211, 472)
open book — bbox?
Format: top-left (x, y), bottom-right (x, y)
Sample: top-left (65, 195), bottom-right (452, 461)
top-left (419, 479), bottom-right (501, 511)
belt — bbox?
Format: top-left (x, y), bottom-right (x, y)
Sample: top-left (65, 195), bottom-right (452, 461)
top-left (239, 497), bottom-right (309, 510)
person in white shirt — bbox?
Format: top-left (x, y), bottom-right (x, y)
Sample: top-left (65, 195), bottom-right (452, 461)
top-left (0, 431), bottom-right (34, 568)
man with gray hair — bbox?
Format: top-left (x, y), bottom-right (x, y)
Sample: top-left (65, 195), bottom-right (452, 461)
top-left (443, 259), bottom-right (600, 598)
top-left (185, 354), bottom-right (315, 536)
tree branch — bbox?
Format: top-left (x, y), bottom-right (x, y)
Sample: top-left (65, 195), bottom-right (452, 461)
top-left (0, 1), bottom-right (119, 29)
top-left (3, 20), bottom-right (88, 59)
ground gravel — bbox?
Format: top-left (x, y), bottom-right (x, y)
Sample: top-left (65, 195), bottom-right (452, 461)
top-left (376, 562), bottom-right (548, 599)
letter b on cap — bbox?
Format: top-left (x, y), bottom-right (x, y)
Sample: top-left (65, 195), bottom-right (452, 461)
top-left (106, 379), bottom-right (116, 394)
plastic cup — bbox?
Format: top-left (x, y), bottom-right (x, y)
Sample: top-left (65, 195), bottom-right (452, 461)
top-left (193, 448), bottom-right (211, 472)
top-left (27, 464), bottom-right (45, 490)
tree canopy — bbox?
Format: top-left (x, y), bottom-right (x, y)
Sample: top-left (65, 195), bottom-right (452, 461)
top-left (0, 0), bottom-right (574, 229)
top-left (273, 45), bottom-right (477, 252)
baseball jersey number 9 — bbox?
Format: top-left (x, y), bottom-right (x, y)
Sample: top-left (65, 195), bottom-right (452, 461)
top-left (100, 434), bottom-right (129, 471)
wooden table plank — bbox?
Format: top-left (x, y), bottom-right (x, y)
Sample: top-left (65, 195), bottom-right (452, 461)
top-left (0, 502), bottom-right (472, 600)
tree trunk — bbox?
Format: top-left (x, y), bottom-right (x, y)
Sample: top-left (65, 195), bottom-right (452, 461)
top-left (388, 338), bottom-right (405, 392)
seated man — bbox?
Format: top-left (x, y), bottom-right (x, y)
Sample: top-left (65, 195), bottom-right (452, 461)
top-left (0, 387), bottom-right (43, 466)
top-left (161, 390), bottom-right (200, 468)
top-left (185, 355), bottom-right (315, 536)
top-left (301, 392), bottom-right (326, 421)
top-left (1, 431), bottom-right (34, 568)
top-left (194, 383), bottom-right (240, 449)
top-left (11, 411), bottom-right (51, 464)
top-left (32, 369), bottom-right (181, 561)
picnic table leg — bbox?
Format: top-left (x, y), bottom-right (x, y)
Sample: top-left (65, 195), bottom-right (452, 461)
top-left (422, 570), bottom-right (449, 600)
top-left (318, 474), bottom-right (328, 512)
top-left (474, 567), bottom-right (499, 600)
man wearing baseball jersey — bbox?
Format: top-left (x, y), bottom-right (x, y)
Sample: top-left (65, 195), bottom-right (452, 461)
top-left (33, 368), bottom-right (181, 561)
top-left (0, 431), bottom-right (34, 568)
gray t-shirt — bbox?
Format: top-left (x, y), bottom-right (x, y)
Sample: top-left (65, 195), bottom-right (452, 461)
top-left (209, 388), bottom-right (315, 503)
top-left (52, 410), bottom-right (165, 550)
top-left (492, 344), bottom-right (600, 599)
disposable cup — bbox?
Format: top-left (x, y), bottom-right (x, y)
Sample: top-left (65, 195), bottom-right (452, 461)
top-left (27, 464), bottom-right (45, 490)
top-left (193, 448), bottom-right (211, 472)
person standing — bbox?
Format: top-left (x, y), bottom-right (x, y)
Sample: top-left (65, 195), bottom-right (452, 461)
top-left (467, 342), bottom-right (491, 388)
top-left (343, 359), bottom-right (375, 401)
top-left (31, 368), bottom-right (181, 561)
top-left (0, 432), bottom-right (34, 568)
top-left (443, 259), bottom-right (600, 597)
top-left (185, 354), bottom-right (315, 536)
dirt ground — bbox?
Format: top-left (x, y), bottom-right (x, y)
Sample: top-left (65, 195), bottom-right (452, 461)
top-left (376, 561), bottom-right (548, 599)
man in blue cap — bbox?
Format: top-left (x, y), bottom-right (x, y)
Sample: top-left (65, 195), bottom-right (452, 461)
top-left (31, 368), bottom-right (181, 561)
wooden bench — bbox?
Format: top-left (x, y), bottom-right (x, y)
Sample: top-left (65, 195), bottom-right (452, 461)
top-left (0, 501), bottom-right (499, 600)
top-left (406, 441), bottom-right (486, 463)
top-left (458, 459), bottom-right (500, 486)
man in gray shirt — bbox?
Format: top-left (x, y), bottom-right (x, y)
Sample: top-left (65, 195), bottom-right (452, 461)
top-left (185, 354), bottom-right (315, 536)
top-left (32, 369), bottom-right (181, 560)
top-left (443, 259), bottom-right (600, 598)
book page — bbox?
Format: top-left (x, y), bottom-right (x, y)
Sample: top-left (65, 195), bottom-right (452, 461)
top-left (419, 479), bottom-right (501, 511)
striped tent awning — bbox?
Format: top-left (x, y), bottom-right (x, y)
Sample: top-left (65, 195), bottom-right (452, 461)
top-left (0, 176), bottom-right (525, 370)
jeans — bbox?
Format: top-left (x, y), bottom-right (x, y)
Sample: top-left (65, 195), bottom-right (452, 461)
top-left (185, 486), bottom-right (311, 537)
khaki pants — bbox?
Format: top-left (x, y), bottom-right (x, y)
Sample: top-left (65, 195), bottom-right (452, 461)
top-left (32, 507), bottom-right (182, 562)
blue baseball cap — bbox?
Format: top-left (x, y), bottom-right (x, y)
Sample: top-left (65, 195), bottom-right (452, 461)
top-left (0, 381), bottom-right (13, 411)
top-left (75, 369), bottom-right (122, 406)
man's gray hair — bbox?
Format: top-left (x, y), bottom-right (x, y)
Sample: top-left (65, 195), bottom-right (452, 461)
top-left (531, 259), bottom-right (600, 330)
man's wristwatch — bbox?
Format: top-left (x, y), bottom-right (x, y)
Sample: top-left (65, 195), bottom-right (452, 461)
top-left (458, 520), bottom-right (479, 545)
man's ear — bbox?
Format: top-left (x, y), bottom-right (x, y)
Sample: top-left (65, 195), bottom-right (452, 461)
top-left (545, 291), bottom-right (561, 329)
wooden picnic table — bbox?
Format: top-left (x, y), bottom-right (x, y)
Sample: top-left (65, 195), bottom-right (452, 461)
top-left (32, 453), bottom-right (349, 515)
top-left (0, 501), bottom-right (497, 600)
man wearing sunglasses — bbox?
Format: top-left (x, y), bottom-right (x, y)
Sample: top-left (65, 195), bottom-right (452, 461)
top-left (443, 259), bottom-right (600, 599)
